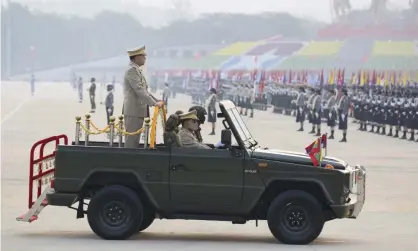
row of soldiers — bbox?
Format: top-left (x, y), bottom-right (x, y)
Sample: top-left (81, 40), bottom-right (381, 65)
top-left (351, 86), bottom-right (418, 141)
top-left (269, 83), bottom-right (418, 143)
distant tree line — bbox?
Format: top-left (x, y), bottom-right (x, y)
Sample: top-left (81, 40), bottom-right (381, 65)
top-left (1, 3), bottom-right (324, 77)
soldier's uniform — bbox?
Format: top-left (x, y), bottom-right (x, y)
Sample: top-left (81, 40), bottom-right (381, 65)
top-left (105, 84), bottom-right (114, 125)
top-left (325, 89), bottom-right (338, 139)
top-left (311, 89), bottom-right (322, 136)
top-left (306, 88), bottom-right (317, 133)
top-left (77, 77), bottom-right (83, 103)
top-left (295, 87), bottom-right (306, 131)
top-left (89, 77), bottom-right (97, 113)
top-left (207, 88), bottom-right (218, 135)
top-left (162, 84), bottom-right (170, 108)
top-left (123, 46), bottom-right (160, 148)
top-left (338, 89), bottom-right (350, 142)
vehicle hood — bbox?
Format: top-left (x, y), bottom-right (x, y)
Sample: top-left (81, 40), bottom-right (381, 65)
top-left (251, 148), bottom-right (347, 170)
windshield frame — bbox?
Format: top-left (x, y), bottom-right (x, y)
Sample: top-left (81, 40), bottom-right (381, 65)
top-left (218, 100), bottom-right (258, 150)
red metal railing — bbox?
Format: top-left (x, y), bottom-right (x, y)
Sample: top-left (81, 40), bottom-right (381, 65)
top-left (28, 134), bottom-right (68, 209)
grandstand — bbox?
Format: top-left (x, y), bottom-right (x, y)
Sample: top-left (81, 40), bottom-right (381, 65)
top-left (212, 42), bottom-right (258, 56)
top-left (276, 41), bottom-right (343, 69)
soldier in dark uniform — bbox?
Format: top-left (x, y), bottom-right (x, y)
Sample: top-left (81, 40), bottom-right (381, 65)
top-left (325, 88), bottom-right (338, 139)
top-left (77, 77), bottom-right (83, 103)
top-left (295, 86), bottom-right (306, 131)
top-left (89, 77), bottom-right (97, 113)
top-left (30, 74), bottom-right (35, 96)
top-left (306, 87), bottom-right (317, 134)
top-left (312, 89), bottom-right (322, 136)
top-left (338, 88), bottom-right (350, 142)
top-left (207, 88), bottom-right (217, 135)
top-left (386, 93), bottom-right (397, 136)
top-left (105, 84), bottom-right (114, 124)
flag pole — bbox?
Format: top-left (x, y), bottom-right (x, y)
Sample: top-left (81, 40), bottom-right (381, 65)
top-left (325, 133), bottom-right (328, 157)
top-left (318, 135), bottom-right (322, 167)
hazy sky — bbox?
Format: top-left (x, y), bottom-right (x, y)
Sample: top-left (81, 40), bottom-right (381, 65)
top-left (5, 0), bottom-right (413, 23)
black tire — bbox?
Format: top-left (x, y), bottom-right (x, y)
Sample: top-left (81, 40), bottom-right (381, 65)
top-left (267, 190), bottom-right (324, 245)
top-left (137, 208), bottom-right (155, 232)
top-left (87, 185), bottom-right (143, 240)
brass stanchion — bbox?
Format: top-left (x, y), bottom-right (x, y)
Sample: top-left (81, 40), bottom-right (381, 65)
top-left (75, 116), bottom-right (81, 145)
top-left (143, 117), bottom-right (150, 149)
top-left (84, 114), bottom-right (91, 146)
top-left (118, 115), bottom-right (124, 147)
top-left (108, 116), bottom-right (115, 147)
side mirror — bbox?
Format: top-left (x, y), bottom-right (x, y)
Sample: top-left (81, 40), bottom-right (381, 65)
top-left (221, 129), bottom-right (232, 147)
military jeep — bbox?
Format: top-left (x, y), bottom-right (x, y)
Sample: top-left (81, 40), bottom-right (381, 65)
top-left (17, 100), bottom-right (366, 245)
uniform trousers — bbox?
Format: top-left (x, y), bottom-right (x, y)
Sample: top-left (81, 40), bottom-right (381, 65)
top-left (124, 116), bottom-right (144, 148)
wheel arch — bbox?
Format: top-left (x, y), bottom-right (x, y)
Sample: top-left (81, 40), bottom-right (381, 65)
top-left (251, 179), bottom-right (333, 218)
top-left (79, 170), bottom-right (158, 211)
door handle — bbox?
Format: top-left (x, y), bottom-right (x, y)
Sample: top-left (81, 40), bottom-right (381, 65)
top-left (171, 165), bottom-right (187, 171)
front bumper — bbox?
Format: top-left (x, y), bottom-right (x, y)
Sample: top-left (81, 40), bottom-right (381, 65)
top-left (330, 165), bottom-right (366, 218)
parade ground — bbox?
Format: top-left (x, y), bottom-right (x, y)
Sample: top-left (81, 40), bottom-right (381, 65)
top-left (1, 81), bottom-right (418, 251)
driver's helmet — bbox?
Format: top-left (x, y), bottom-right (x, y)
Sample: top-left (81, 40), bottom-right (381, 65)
top-left (188, 106), bottom-right (207, 124)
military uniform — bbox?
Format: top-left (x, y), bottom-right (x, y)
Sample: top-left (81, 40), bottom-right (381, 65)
top-left (122, 46), bottom-right (160, 148)
top-left (338, 90), bottom-right (350, 142)
top-left (295, 87), bottom-right (306, 131)
top-left (311, 89), bottom-right (322, 136)
top-left (325, 90), bottom-right (338, 139)
top-left (178, 111), bottom-right (211, 149)
top-left (89, 78), bottom-right (97, 113)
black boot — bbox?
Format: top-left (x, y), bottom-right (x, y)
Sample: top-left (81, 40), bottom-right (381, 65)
top-left (401, 131), bottom-right (407, 139)
top-left (369, 125), bottom-right (374, 132)
top-left (361, 124), bottom-right (367, 131)
top-left (315, 128), bottom-right (321, 137)
top-left (328, 130), bottom-right (335, 139)
top-left (409, 131), bottom-right (415, 141)
top-left (249, 109), bottom-right (254, 118)
top-left (387, 128), bottom-right (393, 136)
top-left (339, 133), bottom-right (347, 142)
top-left (309, 126), bottom-right (315, 134)
top-left (376, 126), bottom-right (380, 134)
top-left (394, 130), bottom-right (399, 138)
top-left (297, 123), bottom-right (304, 131)
top-left (358, 123), bottom-right (363, 130)
top-left (381, 127), bottom-right (386, 135)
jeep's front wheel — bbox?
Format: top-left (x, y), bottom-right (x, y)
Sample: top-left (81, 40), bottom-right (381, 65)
top-left (267, 190), bottom-right (324, 245)
top-left (87, 185), bottom-right (143, 240)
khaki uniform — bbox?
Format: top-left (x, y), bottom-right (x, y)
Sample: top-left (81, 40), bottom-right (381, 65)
top-left (123, 46), bottom-right (159, 148)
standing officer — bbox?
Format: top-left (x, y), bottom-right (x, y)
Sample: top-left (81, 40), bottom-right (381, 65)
top-left (123, 46), bottom-right (164, 148)
top-left (162, 83), bottom-right (170, 109)
top-left (312, 88), bottom-right (322, 136)
top-left (295, 86), bottom-right (306, 131)
top-left (30, 74), bottom-right (35, 96)
top-left (338, 88), bottom-right (350, 142)
top-left (77, 77), bottom-right (84, 103)
top-left (207, 88), bottom-right (218, 135)
top-left (89, 77), bottom-right (97, 113)
top-left (105, 84), bottom-right (114, 125)
top-left (325, 88), bottom-right (338, 139)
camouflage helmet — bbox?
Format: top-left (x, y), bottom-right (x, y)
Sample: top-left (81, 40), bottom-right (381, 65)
top-left (188, 106), bottom-right (207, 124)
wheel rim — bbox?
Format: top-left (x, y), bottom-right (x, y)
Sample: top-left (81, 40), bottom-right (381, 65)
top-left (101, 201), bottom-right (131, 228)
top-left (281, 204), bottom-right (309, 232)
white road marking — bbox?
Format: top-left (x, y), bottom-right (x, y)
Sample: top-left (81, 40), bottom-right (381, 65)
top-left (0, 82), bottom-right (52, 125)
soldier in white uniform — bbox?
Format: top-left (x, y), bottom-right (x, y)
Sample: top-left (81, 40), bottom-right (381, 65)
top-left (122, 46), bottom-right (164, 148)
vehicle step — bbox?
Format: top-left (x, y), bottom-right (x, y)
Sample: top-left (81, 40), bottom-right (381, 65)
top-left (16, 185), bottom-right (54, 223)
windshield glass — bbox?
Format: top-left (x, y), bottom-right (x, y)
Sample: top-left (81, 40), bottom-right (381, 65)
top-left (227, 107), bottom-right (254, 147)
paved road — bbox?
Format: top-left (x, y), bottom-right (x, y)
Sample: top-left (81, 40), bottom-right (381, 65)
top-left (1, 81), bottom-right (418, 251)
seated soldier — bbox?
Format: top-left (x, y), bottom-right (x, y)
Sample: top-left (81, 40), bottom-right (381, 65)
top-left (188, 106), bottom-right (207, 142)
top-left (178, 110), bottom-right (224, 149)
top-left (163, 110), bottom-right (183, 147)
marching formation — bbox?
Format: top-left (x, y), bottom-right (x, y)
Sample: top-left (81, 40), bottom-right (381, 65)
top-left (269, 84), bottom-right (418, 143)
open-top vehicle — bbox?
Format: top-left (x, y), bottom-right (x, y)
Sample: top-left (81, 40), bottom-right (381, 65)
top-left (17, 100), bottom-right (366, 245)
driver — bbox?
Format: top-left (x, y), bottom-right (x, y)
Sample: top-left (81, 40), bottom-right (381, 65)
top-left (178, 110), bottom-right (224, 149)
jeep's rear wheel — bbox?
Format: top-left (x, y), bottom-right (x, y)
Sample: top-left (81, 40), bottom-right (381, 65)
top-left (267, 190), bottom-right (324, 245)
top-left (87, 185), bottom-right (143, 240)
